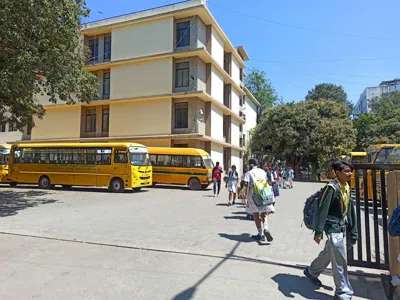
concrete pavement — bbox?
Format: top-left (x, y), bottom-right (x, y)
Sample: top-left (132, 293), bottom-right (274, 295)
top-left (0, 183), bottom-right (386, 299)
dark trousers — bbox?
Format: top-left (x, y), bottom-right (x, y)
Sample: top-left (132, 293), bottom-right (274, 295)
top-left (213, 179), bottom-right (221, 195)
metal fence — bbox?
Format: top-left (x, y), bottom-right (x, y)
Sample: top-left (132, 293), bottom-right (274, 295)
top-left (348, 163), bottom-right (400, 270)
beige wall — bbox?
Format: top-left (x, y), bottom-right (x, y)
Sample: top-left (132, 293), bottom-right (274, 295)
top-left (211, 66), bottom-right (224, 103)
top-left (211, 27), bottom-right (224, 68)
top-left (134, 139), bottom-right (172, 147)
top-left (211, 142), bottom-right (223, 169)
top-left (110, 58), bottom-right (173, 99)
top-left (111, 17), bottom-right (174, 61)
top-left (231, 149), bottom-right (242, 175)
top-left (32, 106), bottom-right (81, 140)
top-left (245, 96), bottom-right (258, 137)
top-left (109, 99), bottom-right (172, 136)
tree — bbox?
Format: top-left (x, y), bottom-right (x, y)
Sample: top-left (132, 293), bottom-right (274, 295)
top-left (244, 68), bottom-right (280, 120)
top-left (250, 100), bottom-right (356, 174)
top-left (306, 83), bottom-right (353, 113)
top-left (355, 91), bottom-right (400, 147)
top-left (0, 0), bottom-right (98, 130)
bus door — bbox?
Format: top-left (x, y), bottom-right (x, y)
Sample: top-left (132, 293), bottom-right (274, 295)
top-left (113, 148), bottom-right (129, 177)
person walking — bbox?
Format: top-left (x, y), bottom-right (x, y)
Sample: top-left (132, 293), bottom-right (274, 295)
top-left (304, 160), bottom-right (358, 300)
top-left (239, 165), bottom-right (253, 220)
top-left (244, 158), bottom-right (274, 243)
top-left (212, 162), bottom-right (223, 197)
top-left (288, 167), bottom-right (294, 188)
top-left (226, 165), bottom-right (238, 206)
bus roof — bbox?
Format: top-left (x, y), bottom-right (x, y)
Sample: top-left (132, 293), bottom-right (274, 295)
top-left (148, 147), bottom-right (210, 156)
top-left (349, 152), bottom-right (367, 156)
top-left (11, 142), bottom-right (147, 148)
top-left (367, 144), bottom-right (399, 149)
top-left (0, 144), bottom-right (11, 149)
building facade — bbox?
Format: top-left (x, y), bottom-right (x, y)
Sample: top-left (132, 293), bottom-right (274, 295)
top-left (5, 0), bottom-right (259, 174)
top-left (353, 79), bottom-right (400, 116)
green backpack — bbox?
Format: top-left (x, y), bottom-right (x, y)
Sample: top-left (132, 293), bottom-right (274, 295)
top-left (249, 172), bottom-right (274, 207)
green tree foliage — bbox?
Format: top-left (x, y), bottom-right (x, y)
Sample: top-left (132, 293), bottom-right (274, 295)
top-left (250, 100), bottom-right (356, 171)
top-left (0, 0), bottom-right (98, 129)
top-left (244, 68), bottom-right (280, 118)
top-left (306, 83), bottom-right (353, 113)
top-left (354, 91), bottom-right (400, 148)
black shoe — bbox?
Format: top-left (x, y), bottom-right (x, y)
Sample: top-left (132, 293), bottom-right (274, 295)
top-left (303, 267), bottom-right (322, 287)
top-left (264, 230), bottom-right (273, 242)
top-left (251, 234), bottom-right (262, 241)
top-left (228, 202), bottom-right (232, 206)
top-left (381, 274), bottom-right (396, 300)
top-left (232, 201), bottom-right (236, 205)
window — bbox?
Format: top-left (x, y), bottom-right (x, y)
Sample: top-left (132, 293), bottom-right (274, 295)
top-left (0, 122), bottom-right (6, 132)
top-left (8, 122), bottom-right (17, 132)
top-left (96, 148), bottom-right (112, 165)
top-left (189, 156), bottom-right (204, 168)
top-left (104, 35), bottom-right (111, 61)
top-left (175, 102), bottom-right (188, 129)
top-left (156, 155), bottom-right (171, 166)
top-left (89, 38), bottom-right (99, 63)
top-left (102, 108), bottom-right (109, 132)
top-left (149, 154), bottom-right (157, 166)
top-left (175, 62), bottom-right (189, 88)
top-left (114, 149), bottom-right (128, 163)
top-left (103, 71), bottom-right (110, 99)
top-left (171, 155), bottom-right (186, 167)
top-left (85, 109), bottom-right (96, 132)
top-left (176, 21), bottom-right (190, 48)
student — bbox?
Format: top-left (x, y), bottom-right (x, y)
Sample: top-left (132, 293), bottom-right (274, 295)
top-left (240, 165), bottom-right (253, 220)
top-left (226, 165), bottom-right (239, 206)
top-left (244, 158), bottom-right (274, 243)
top-left (304, 160), bottom-right (358, 300)
top-left (212, 162), bottom-right (223, 197)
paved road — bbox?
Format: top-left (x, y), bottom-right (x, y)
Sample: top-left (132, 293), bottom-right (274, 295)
top-left (0, 183), bottom-right (385, 299)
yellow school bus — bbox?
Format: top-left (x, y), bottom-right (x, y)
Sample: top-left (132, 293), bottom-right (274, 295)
top-left (0, 145), bottom-right (16, 186)
top-left (360, 144), bottom-right (398, 200)
top-left (343, 152), bottom-right (366, 188)
top-left (148, 147), bottom-right (214, 190)
top-left (8, 142), bottom-right (152, 192)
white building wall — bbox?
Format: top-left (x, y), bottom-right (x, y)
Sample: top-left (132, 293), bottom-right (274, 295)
top-left (0, 130), bottom-right (23, 144)
top-left (231, 56), bottom-right (241, 86)
top-left (211, 142), bottom-right (224, 170)
top-left (231, 88), bottom-right (241, 115)
top-left (211, 28), bottom-right (224, 68)
top-left (197, 58), bottom-right (207, 92)
top-left (245, 96), bottom-right (258, 136)
top-left (111, 17), bottom-right (174, 61)
top-left (210, 104), bottom-right (223, 141)
top-left (211, 66), bottom-right (224, 103)
top-left (231, 149), bottom-right (242, 175)
top-left (231, 118), bottom-right (240, 147)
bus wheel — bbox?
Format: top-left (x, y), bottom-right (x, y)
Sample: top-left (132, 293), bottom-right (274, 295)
top-left (201, 184), bottom-right (208, 190)
top-left (38, 176), bottom-right (52, 189)
top-left (9, 182), bottom-right (17, 187)
top-left (62, 185), bottom-right (72, 189)
top-left (110, 178), bottom-right (124, 193)
top-left (189, 178), bottom-right (201, 190)
top-left (132, 187), bottom-right (142, 192)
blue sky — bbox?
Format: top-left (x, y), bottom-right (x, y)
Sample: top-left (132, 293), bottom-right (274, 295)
top-left (84, 0), bottom-right (400, 104)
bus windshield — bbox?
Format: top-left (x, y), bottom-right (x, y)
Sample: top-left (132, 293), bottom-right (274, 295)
top-left (0, 149), bottom-right (10, 165)
top-left (128, 147), bottom-right (150, 166)
top-left (203, 156), bottom-right (214, 169)
top-left (385, 148), bottom-right (400, 164)
top-left (374, 147), bottom-right (395, 163)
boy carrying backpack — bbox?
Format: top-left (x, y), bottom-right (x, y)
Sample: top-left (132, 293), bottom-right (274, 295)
top-left (244, 158), bottom-right (275, 243)
top-left (303, 160), bottom-right (358, 300)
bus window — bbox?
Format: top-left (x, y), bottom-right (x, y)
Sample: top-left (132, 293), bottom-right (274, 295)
top-left (157, 155), bottom-right (171, 166)
top-left (149, 154), bottom-right (157, 166)
top-left (190, 156), bottom-right (204, 168)
top-left (96, 148), bottom-right (112, 165)
top-left (374, 147), bottom-right (395, 163)
top-left (202, 156), bottom-right (214, 169)
top-left (114, 149), bottom-right (128, 164)
top-left (351, 156), bottom-right (365, 164)
top-left (385, 148), bottom-right (400, 164)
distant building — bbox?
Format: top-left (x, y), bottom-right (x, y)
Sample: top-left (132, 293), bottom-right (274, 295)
top-left (353, 79), bottom-right (400, 116)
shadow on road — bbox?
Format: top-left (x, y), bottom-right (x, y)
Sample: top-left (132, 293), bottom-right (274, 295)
top-left (4, 185), bottom-right (149, 194)
top-left (272, 273), bottom-right (333, 299)
top-left (172, 241), bottom-right (241, 300)
top-left (0, 190), bottom-right (57, 217)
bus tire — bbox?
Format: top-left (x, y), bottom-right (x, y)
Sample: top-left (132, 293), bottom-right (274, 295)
top-left (110, 178), bottom-right (124, 193)
top-left (188, 178), bottom-right (201, 190)
top-left (132, 187), bottom-right (142, 192)
top-left (38, 176), bottom-right (52, 189)
top-left (201, 184), bottom-right (209, 190)
top-left (62, 185), bottom-right (72, 189)
top-left (9, 182), bottom-right (17, 187)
